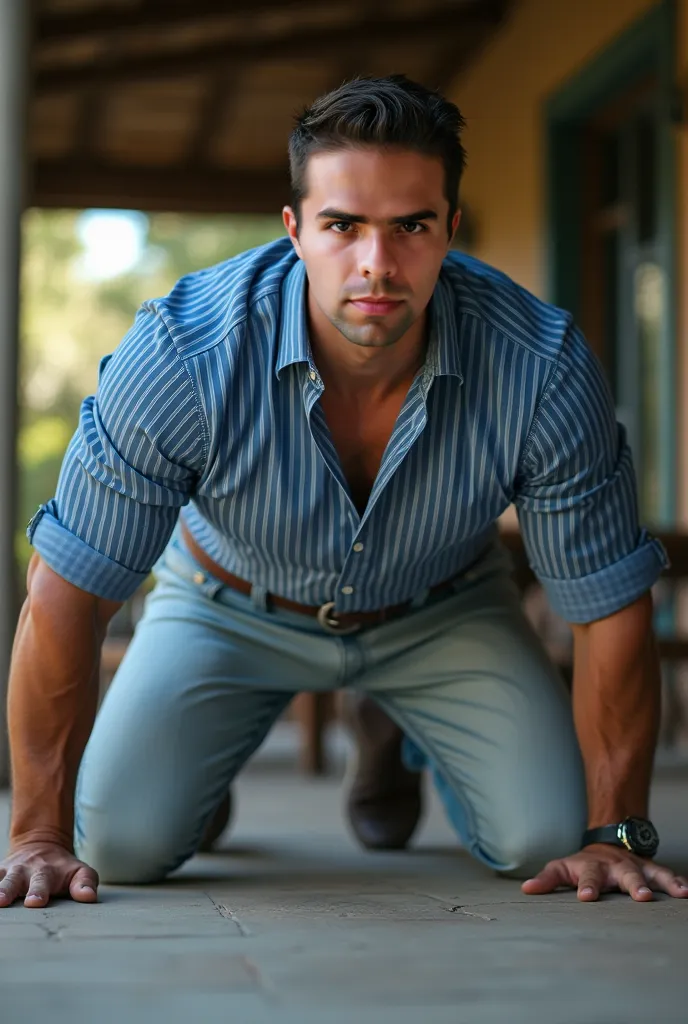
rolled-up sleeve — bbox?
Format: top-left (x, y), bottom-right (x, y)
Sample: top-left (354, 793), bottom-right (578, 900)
top-left (513, 324), bottom-right (668, 623)
top-left (28, 306), bottom-right (208, 600)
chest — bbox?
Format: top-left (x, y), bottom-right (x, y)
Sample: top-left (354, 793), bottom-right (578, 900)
top-left (318, 387), bottom-right (410, 514)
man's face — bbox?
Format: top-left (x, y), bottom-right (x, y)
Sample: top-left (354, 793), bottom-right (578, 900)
top-left (283, 147), bottom-right (460, 350)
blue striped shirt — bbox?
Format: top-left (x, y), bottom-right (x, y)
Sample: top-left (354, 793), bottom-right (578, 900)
top-left (28, 237), bottom-right (667, 623)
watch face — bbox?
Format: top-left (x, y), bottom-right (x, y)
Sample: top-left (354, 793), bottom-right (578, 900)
top-left (621, 817), bottom-right (659, 857)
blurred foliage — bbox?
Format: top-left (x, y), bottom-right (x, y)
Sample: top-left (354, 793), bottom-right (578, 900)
top-left (18, 209), bottom-right (284, 578)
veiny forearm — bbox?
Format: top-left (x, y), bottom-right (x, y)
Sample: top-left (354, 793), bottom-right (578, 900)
top-left (7, 556), bottom-right (121, 851)
top-left (571, 592), bottom-right (661, 829)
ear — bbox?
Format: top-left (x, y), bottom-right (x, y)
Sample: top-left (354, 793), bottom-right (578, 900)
top-left (282, 206), bottom-right (303, 259)
top-left (448, 209), bottom-right (462, 248)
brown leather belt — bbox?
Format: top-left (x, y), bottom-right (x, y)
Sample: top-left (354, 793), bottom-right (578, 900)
top-left (180, 524), bottom-right (465, 634)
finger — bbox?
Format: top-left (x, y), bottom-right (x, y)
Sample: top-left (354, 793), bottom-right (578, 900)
top-left (69, 866), bottom-right (99, 904)
top-left (577, 865), bottom-right (605, 902)
top-left (644, 865), bottom-right (688, 899)
top-left (0, 870), bottom-right (27, 909)
top-left (617, 867), bottom-right (653, 902)
top-left (521, 862), bottom-right (567, 895)
top-left (24, 870), bottom-right (53, 909)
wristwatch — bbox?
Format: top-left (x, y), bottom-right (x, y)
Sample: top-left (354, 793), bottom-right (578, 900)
top-left (582, 817), bottom-right (659, 858)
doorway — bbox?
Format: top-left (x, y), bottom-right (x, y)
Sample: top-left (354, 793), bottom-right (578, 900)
top-left (546, 1), bottom-right (677, 526)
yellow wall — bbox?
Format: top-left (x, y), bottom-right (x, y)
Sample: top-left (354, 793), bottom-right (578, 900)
top-left (451, 0), bottom-right (657, 293)
top-left (452, 0), bottom-right (688, 522)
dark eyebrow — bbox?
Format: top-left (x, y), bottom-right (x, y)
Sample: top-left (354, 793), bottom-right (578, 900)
top-left (316, 208), bottom-right (438, 225)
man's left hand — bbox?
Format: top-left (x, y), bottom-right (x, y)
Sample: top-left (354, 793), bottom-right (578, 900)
top-left (521, 844), bottom-right (688, 902)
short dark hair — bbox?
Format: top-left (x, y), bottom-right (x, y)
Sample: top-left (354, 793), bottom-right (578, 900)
top-left (289, 74), bottom-right (467, 237)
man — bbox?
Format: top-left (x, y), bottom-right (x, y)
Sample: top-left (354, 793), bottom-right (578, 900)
top-left (2, 75), bottom-right (686, 909)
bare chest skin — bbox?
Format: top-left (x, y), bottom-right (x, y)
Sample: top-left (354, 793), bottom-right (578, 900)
top-left (318, 382), bottom-right (413, 516)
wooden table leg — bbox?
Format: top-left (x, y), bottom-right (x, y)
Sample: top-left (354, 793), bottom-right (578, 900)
top-left (293, 692), bottom-right (332, 775)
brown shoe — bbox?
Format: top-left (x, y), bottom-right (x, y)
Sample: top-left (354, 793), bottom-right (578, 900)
top-left (198, 789), bottom-right (233, 852)
top-left (345, 696), bottom-right (422, 850)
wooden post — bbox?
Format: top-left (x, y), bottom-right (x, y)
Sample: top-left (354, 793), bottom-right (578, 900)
top-left (0, 0), bottom-right (29, 785)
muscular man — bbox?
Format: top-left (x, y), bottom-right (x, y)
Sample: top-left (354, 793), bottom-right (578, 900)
top-left (3, 75), bottom-right (686, 909)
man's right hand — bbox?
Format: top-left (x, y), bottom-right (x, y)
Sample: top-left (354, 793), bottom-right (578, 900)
top-left (0, 842), bottom-right (99, 908)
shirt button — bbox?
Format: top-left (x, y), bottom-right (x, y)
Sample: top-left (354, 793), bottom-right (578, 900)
top-left (193, 571), bottom-right (206, 585)
top-left (309, 370), bottom-right (318, 382)
top-left (353, 542), bottom-right (364, 553)
top-left (341, 585), bottom-right (354, 595)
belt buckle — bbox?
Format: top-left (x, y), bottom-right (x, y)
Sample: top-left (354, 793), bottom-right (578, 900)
top-left (316, 601), bottom-right (361, 636)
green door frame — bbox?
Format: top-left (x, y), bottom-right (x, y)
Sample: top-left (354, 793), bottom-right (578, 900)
top-left (545, 0), bottom-right (677, 525)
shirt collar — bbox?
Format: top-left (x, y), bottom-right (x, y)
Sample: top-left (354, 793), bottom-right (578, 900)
top-left (275, 257), bottom-right (463, 384)
top-left (275, 259), bottom-right (313, 379)
top-left (423, 269), bottom-right (464, 384)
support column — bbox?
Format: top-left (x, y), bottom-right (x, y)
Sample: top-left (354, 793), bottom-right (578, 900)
top-left (0, 0), bottom-right (29, 786)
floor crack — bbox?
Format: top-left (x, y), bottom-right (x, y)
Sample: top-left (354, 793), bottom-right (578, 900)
top-left (418, 891), bottom-right (574, 909)
top-left (444, 905), bottom-right (495, 921)
top-left (204, 892), bottom-right (250, 936)
top-left (37, 920), bottom-right (63, 940)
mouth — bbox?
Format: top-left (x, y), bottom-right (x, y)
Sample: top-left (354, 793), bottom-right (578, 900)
top-left (348, 297), bottom-right (404, 316)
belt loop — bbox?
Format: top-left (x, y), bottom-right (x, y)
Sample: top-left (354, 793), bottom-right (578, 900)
top-left (410, 586), bottom-right (431, 610)
top-left (250, 583), bottom-right (269, 612)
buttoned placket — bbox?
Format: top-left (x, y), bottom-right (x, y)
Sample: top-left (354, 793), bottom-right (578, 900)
top-left (302, 363), bottom-right (436, 611)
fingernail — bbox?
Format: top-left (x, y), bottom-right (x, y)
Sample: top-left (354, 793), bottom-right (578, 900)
top-left (638, 886), bottom-right (651, 894)
top-left (580, 887), bottom-right (594, 897)
top-left (679, 883), bottom-right (688, 890)
top-left (80, 886), bottom-right (96, 895)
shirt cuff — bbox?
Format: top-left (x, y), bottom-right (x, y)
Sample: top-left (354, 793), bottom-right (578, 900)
top-left (536, 531), bottom-right (669, 624)
top-left (28, 503), bottom-right (148, 601)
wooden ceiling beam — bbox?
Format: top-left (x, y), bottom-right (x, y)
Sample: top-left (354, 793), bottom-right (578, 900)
top-left (30, 161), bottom-right (292, 214)
top-left (35, 4), bottom-right (502, 94)
top-left (185, 70), bottom-right (237, 166)
top-left (36, 0), bottom-right (315, 42)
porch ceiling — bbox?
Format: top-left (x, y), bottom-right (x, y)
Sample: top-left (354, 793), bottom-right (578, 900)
top-left (29, 0), bottom-right (511, 214)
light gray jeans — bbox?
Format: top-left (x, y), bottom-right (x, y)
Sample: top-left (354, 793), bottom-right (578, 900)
top-left (74, 528), bottom-right (587, 883)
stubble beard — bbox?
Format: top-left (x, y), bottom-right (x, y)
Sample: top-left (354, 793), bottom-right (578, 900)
top-left (330, 305), bottom-right (415, 350)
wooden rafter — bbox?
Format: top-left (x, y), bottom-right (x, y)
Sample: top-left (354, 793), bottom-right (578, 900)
top-left (30, 161), bottom-right (292, 214)
top-left (185, 70), bottom-right (237, 166)
top-left (30, 0), bottom-right (514, 214)
top-left (36, 0), bottom-right (321, 41)
top-left (35, 4), bottom-right (504, 94)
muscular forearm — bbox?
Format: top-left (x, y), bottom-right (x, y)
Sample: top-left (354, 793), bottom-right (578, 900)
top-left (571, 592), bottom-right (661, 829)
top-left (7, 556), bottom-right (121, 850)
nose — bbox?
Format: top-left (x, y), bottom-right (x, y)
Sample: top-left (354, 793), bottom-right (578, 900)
top-left (357, 233), bottom-right (397, 281)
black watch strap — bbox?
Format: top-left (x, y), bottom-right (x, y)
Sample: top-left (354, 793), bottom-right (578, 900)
top-left (583, 825), bottom-right (621, 848)
top-left (582, 818), bottom-right (659, 857)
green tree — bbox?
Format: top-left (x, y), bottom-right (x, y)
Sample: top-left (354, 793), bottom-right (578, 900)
top-left (18, 209), bottom-right (284, 578)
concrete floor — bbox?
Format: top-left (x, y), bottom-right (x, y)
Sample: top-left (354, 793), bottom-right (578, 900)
top-left (1, 726), bottom-right (688, 1024)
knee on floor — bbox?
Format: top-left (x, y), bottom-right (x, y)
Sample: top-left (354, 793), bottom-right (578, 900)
top-left (74, 809), bottom-right (196, 885)
top-left (479, 819), bottom-right (582, 880)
